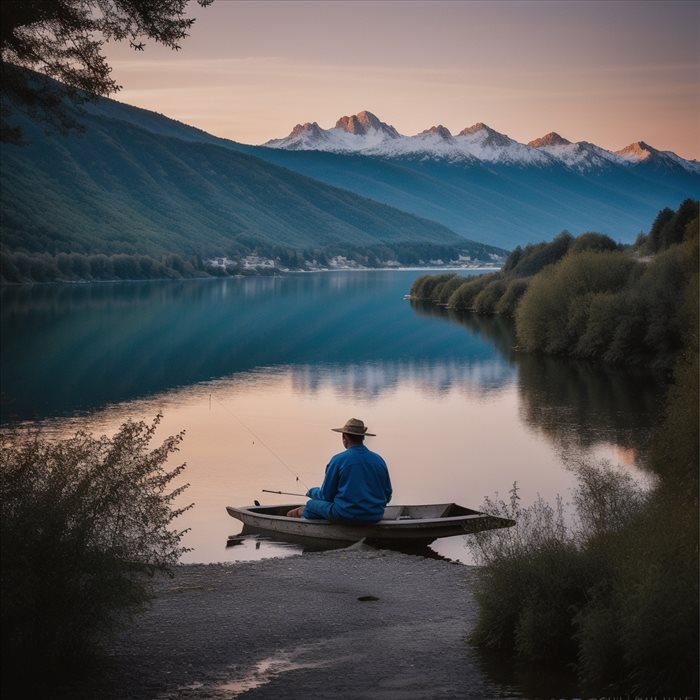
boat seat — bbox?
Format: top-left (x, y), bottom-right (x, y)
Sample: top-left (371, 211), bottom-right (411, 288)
top-left (381, 506), bottom-right (404, 520)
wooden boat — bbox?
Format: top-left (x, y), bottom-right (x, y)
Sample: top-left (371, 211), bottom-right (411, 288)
top-left (226, 502), bottom-right (515, 549)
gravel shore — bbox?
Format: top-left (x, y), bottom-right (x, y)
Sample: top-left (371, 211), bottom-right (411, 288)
top-left (49, 547), bottom-right (522, 699)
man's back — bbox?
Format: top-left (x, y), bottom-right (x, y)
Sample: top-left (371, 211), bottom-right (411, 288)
top-left (318, 444), bottom-right (392, 521)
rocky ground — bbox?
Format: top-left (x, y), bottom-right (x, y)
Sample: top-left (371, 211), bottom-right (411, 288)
top-left (43, 547), bottom-right (528, 699)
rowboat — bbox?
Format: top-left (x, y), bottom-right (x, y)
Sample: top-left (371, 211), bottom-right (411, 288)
top-left (226, 502), bottom-right (515, 549)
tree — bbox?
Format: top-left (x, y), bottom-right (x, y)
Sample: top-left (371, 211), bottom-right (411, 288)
top-left (0, 415), bottom-right (191, 675)
top-left (0, 0), bottom-right (213, 142)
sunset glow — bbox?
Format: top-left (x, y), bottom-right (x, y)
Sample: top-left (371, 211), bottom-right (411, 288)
top-left (103, 0), bottom-right (700, 159)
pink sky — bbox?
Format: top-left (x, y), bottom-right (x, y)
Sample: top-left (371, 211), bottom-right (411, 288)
top-left (104, 0), bottom-right (700, 159)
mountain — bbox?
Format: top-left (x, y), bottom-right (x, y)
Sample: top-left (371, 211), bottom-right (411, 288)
top-left (235, 111), bottom-right (700, 248)
top-left (264, 111), bottom-right (700, 174)
top-left (614, 140), bottom-right (695, 171)
top-left (1, 96), bottom-right (507, 268)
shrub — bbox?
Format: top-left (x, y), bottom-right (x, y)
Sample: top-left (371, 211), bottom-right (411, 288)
top-left (448, 272), bottom-right (499, 310)
top-left (568, 232), bottom-right (619, 255)
top-left (409, 273), bottom-right (458, 301)
top-left (494, 277), bottom-right (528, 316)
top-left (468, 376), bottom-right (698, 693)
top-left (0, 415), bottom-right (191, 675)
top-left (468, 485), bottom-right (591, 664)
top-left (504, 231), bottom-right (573, 277)
top-left (516, 250), bottom-right (637, 355)
top-left (473, 278), bottom-right (507, 315)
top-left (435, 274), bottom-right (467, 305)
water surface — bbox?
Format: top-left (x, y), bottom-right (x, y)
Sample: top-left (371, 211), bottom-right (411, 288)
top-left (0, 271), bottom-right (664, 563)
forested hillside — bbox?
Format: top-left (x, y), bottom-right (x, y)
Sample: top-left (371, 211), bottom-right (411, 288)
top-left (0, 87), bottom-right (505, 283)
top-left (410, 199), bottom-right (699, 370)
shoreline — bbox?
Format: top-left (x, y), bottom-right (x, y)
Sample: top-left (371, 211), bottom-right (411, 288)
top-left (0, 265), bottom-right (501, 288)
top-left (42, 548), bottom-right (521, 700)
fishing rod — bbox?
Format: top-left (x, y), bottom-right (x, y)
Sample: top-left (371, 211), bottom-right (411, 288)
top-left (262, 489), bottom-right (308, 497)
top-left (209, 393), bottom-right (309, 489)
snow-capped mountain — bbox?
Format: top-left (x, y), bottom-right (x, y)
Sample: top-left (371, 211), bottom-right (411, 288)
top-left (614, 140), bottom-right (697, 172)
top-left (264, 111), bottom-right (699, 173)
top-left (265, 110), bottom-right (400, 152)
top-left (527, 132), bottom-right (623, 169)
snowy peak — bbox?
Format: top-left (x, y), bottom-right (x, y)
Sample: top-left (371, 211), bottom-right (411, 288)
top-left (265, 121), bottom-right (334, 150)
top-left (528, 132), bottom-right (572, 148)
top-left (457, 123), bottom-right (513, 147)
top-left (615, 141), bottom-right (657, 161)
top-left (335, 110), bottom-right (399, 138)
top-left (419, 125), bottom-right (453, 139)
top-left (615, 141), bottom-right (700, 173)
top-left (289, 121), bottom-right (324, 139)
top-left (262, 112), bottom-right (698, 173)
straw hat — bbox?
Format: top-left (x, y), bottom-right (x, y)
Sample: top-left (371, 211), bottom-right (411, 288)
top-left (331, 418), bottom-right (376, 437)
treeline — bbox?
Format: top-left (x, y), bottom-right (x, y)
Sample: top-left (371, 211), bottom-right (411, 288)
top-left (0, 240), bottom-right (501, 284)
top-left (0, 251), bottom-right (209, 284)
top-left (468, 342), bottom-right (698, 692)
top-left (410, 199), bottom-right (699, 370)
top-left (458, 200), bottom-right (699, 693)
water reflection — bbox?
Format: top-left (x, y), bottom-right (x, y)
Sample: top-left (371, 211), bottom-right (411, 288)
top-left (517, 353), bottom-right (664, 457)
top-left (227, 530), bottom-right (453, 561)
top-left (1, 272), bottom-right (667, 566)
top-left (2, 272), bottom-right (503, 422)
top-left (289, 360), bottom-right (513, 398)
top-left (411, 301), bottom-right (665, 460)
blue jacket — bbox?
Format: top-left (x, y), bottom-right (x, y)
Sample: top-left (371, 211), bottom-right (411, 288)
top-left (304, 444), bottom-right (392, 522)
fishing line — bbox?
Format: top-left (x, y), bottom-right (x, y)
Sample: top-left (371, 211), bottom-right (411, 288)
top-left (209, 393), bottom-right (309, 489)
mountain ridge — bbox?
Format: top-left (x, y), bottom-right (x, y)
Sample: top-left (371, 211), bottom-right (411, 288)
top-left (1, 93), bottom-right (507, 269)
top-left (264, 110), bottom-right (699, 173)
top-left (2, 88), bottom-right (698, 257)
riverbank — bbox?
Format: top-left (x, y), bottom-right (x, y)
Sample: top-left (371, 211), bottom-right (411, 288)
top-left (43, 547), bottom-right (523, 700)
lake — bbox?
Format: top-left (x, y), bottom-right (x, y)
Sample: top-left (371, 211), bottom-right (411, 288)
top-left (0, 270), bottom-right (664, 563)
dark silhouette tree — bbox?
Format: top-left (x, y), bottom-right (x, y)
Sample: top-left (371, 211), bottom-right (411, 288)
top-left (0, 0), bottom-right (213, 142)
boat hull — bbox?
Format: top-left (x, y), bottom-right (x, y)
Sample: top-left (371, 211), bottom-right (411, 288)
top-left (226, 503), bottom-right (514, 547)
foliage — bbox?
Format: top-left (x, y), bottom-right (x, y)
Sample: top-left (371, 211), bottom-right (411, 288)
top-left (1, 105), bottom-right (489, 270)
top-left (0, 415), bottom-right (191, 674)
top-left (0, 250), bottom-right (209, 283)
top-left (468, 345), bottom-right (699, 692)
top-left (468, 484), bottom-right (589, 663)
top-left (638, 198), bottom-right (699, 255)
top-left (473, 277), bottom-right (507, 315)
top-left (1, 0), bottom-right (213, 141)
top-left (502, 231), bottom-right (573, 277)
top-left (494, 277), bottom-right (528, 316)
top-left (412, 201), bottom-right (698, 369)
top-left (515, 250), bottom-right (637, 355)
top-left (448, 272), bottom-right (501, 310)
top-left (515, 235), bottom-right (697, 368)
top-left (567, 231), bottom-right (620, 255)
top-left (410, 273), bottom-right (460, 302)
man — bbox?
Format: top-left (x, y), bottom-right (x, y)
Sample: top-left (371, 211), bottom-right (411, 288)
top-left (287, 418), bottom-right (392, 522)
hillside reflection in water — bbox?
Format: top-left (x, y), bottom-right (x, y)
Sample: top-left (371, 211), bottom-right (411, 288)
top-left (1, 273), bottom-right (665, 563)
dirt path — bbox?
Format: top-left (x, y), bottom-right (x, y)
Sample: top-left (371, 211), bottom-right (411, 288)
top-left (52, 547), bottom-right (521, 699)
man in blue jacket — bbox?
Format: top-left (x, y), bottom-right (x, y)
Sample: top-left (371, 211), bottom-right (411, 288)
top-left (287, 418), bottom-right (392, 522)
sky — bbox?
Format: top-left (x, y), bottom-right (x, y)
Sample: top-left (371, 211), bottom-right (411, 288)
top-left (103, 0), bottom-right (700, 159)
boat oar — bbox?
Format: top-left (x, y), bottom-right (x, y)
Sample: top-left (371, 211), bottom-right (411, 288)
top-left (262, 489), bottom-right (308, 497)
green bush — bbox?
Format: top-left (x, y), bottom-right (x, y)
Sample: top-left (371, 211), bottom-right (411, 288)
top-left (503, 231), bottom-right (573, 277)
top-left (568, 232), bottom-right (620, 255)
top-left (645, 198), bottom-right (698, 254)
top-left (409, 273), bottom-right (458, 301)
top-left (0, 415), bottom-right (191, 674)
top-left (435, 274), bottom-right (468, 305)
top-left (494, 277), bottom-right (528, 316)
top-left (448, 272), bottom-right (500, 310)
top-left (468, 357), bottom-right (699, 693)
top-left (515, 250), bottom-right (638, 355)
top-left (468, 485), bottom-right (591, 663)
top-left (473, 277), bottom-right (507, 315)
